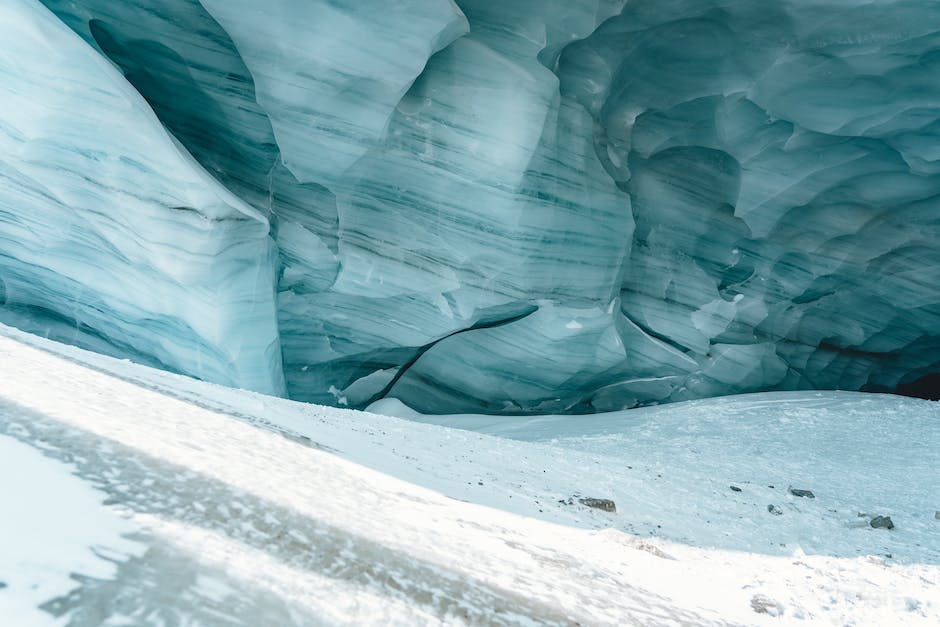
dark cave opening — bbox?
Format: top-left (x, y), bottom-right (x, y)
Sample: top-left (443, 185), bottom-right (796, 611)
top-left (896, 373), bottom-right (940, 401)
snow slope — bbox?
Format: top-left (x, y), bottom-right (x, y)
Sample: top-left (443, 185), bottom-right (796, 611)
top-left (372, 392), bottom-right (940, 563)
top-left (0, 322), bottom-right (937, 625)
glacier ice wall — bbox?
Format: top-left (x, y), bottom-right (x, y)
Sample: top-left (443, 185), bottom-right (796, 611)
top-left (0, 0), bottom-right (285, 395)
top-left (555, 0), bottom-right (940, 408)
top-left (2, 0), bottom-right (939, 412)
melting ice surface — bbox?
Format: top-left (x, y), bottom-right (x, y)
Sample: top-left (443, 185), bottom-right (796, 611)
top-left (0, 434), bottom-right (141, 626)
top-left (1, 0), bottom-right (939, 413)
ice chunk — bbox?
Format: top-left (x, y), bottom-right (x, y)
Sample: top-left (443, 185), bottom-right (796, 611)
top-left (0, 0), bottom-right (284, 395)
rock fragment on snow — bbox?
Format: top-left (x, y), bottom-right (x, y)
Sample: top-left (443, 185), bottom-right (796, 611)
top-left (767, 504), bottom-right (783, 515)
top-left (934, 511), bottom-right (940, 520)
top-left (579, 498), bottom-right (617, 513)
top-left (750, 594), bottom-right (784, 616)
top-left (870, 515), bottom-right (895, 530)
top-left (788, 487), bottom-right (815, 498)
top-left (730, 485), bottom-right (742, 492)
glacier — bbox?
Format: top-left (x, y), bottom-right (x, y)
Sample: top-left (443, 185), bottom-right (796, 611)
top-left (1, 0), bottom-right (939, 413)
top-left (0, 0), bottom-right (284, 396)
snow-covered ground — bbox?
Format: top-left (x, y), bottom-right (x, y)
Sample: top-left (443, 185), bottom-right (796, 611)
top-left (0, 322), bottom-right (937, 625)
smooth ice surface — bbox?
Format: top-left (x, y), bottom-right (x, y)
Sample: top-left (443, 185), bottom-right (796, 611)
top-left (3, 0), bottom-right (940, 411)
top-left (0, 435), bottom-right (141, 627)
top-left (1, 324), bottom-right (938, 624)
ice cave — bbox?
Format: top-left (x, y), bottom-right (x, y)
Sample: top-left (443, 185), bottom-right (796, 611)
top-left (3, 2), bottom-right (940, 625)
top-left (1, 0), bottom-right (939, 413)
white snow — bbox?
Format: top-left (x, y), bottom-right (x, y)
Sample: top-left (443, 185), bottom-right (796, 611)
top-left (370, 392), bottom-right (940, 561)
top-left (0, 322), bottom-right (938, 625)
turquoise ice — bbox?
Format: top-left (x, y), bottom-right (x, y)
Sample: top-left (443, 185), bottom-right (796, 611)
top-left (1, 0), bottom-right (938, 413)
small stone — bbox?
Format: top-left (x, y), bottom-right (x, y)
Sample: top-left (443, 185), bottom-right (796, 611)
top-left (767, 504), bottom-right (783, 516)
top-left (870, 515), bottom-right (895, 530)
top-left (0, 581), bottom-right (6, 590)
top-left (579, 497), bottom-right (617, 513)
top-left (788, 487), bottom-right (815, 498)
top-left (751, 594), bottom-right (783, 616)
top-left (730, 485), bottom-right (742, 492)
top-left (934, 511), bottom-right (940, 521)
